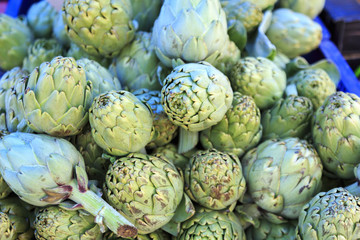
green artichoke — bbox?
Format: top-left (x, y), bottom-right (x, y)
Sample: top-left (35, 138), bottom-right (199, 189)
top-left (185, 149), bottom-right (246, 210)
top-left (133, 89), bottom-right (178, 149)
top-left (288, 69), bottom-right (336, 110)
top-left (52, 10), bottom-right (71, 47)
top-left (0, 132), bottom-right (137, 238)
top-left (246, 218), bottom-right (297, 240)
top-left (296, 188), bottom-right (360, 239)
top-left (151, 144), bottom-right (190, 171)
top-left (34, 206), bottom-right (102, 240)
top-left (109, 32), bottom-right (164, 91)
top-left (0, 14), bottom-right (33, 70)
top-left (245, 0), bottom-right (278, 10)
top-left (22, 38), bottom-right (63, 73)
top-left (104, 153), bottom-right (184, 234)
top-left (279, 0), bottom-right (325, 19)
top-left (230, 57), bottom-right (287, 110)
top-left (200, 92), bottom-right (262, 157)
top-left (26, 0), bottom-right (56, 38)
top-left (261, 95), bottom-right (313, 140)
top-left (104, 229), bottom-right (170, 240)
top-left (23, 56), bottom-right (93, 137)
top-left (266, 9), bottom-right (322, 58)
top-left (89, 90), bottom-right (153, 156)
top-left (242, 138), bottom-right (323, 220)
top-left (312, 91), bottom-right (360, 179)
top-left (131, 0), bottom-right (161, 31)
top-left (66, 42), bottom-right (111, 68)
top-left (63, 0), bottom-right (135, 58)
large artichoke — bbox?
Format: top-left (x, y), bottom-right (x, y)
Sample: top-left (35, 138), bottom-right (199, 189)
top-left (246, 218), bottom-right (297, 240)
top-left (131, 0), bottom-right (162, 31)
top-left (230, 57), bottom-right (287, 110)
top-left (242, 138), bottom-right (323, 220)
top-left (266, 9), bottom-right (322, 58)
top-left (200, 93), bottom-right (262, 157)
top-left (26, 0), bottom-right (57, 38)
top-left (312, 91), bottom-right (360, 179)
top-left (104, 153), bottom-right (184, 234)
top-left (63, 0), bottom-right (136, 58)
top-left (278, 0), bottom-right (325, 19)
top-left (23, 56), bottom-right (93, 137)
top-left (0, 14), bottom-right (33, 70)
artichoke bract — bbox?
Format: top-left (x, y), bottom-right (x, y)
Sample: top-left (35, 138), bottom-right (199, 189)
top-left (246, 218), bottom-right (297, 240)
top-left (131, 0), bottom-right (161, 31)
top-left (312, 92), bottom-right (360, 179)
top-left (89, 90), bottom-right (153, 156)
top-left (296, 188), bottom-right (360, 239)
top-left (34, 206), bottom-right (102, 240)
top-left (242, 138), bottom-right (323, 220)
top-left (0, 14), bottom-right (34, 71)
top-left (279, 0), bottom-right (325, 19)
top-left (66, 42), bottom-right (111, 67)
top-left (261, 95), bottom-right (313, 140)
top-left (104, 153), bottom-right (184, 234)
top-left (185, 149), bottom-right (246, 210)
top-left (22, 38), bottom-right (63, 73)
top-left (52, 10), bottom-right (71, 47)
top-left (230, 57), bottom-right (286, 110)
top-left (26, 0), bottom-right (56, 38)
top-left (151, 0), bottom-right (229, 67)
top-left (0, 132), bottom-right (137, 238)
top-left (109, 32), bottom-right (164, 91)
top-left (63, 0), bottom-right (135, 58)
top-left (266, 9), bottom-right (322, 58)
top-left (23, 56), bottom-right (93, 137)
top-left (200, 93), bottom-right (262, 157)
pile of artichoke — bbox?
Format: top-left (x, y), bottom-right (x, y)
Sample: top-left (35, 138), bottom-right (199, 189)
top-left (0, 0), bottom-right (358, 239)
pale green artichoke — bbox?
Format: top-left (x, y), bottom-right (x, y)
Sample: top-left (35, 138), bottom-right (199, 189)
top-left (312, 92), bottom-right (360, 179)
top-left (89, 90), bottom-right (153, 156)
top-left (131, 0), bottom-right (161, 31)
top-left (296, 188), bottom-right (360, 239)
top-left (246, 0), bottom-right (278, 10)
top-left (151, 144), bottom-right (190, 171)
top-left (104, 153), bottom-right (184, 234)
top-left (22, 38), bottom-right (63, 73)
top-left (200, 93), bottom-right (262, 157)
top-left (266, 9), bottom-right (322, 58)
top-left (242, 138), bottom-right (323, 220)
top-left (52, 10), bottom-right (70, 47)
top-left (109, 32), bottom-right (164, 91)
top-left (63, 0), bottom-right (136, 58)
top-left (261, 95), bottom-right (313, 140)
top-left (0, 14), bottom-right (34, 70)
top-left (279, 0), bottom-right (325, 19)
top-left (0, 132), bottom-right (137, 238)
top-left (26, 0), bottom-right (57, 38)
top-left (34, 206), bottom-right (102, 240)
top-left (230, 57), bottom-right (287, 110)
top-left (66, 42), bottom-right (111, 67)
top-left (246, 218), bottom-right (297, 240)
top-left (23, 56), bottom-right (93, 137)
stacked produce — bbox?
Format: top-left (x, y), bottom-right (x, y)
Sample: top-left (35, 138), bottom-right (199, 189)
top-left (0, 0), bottom-right (357, 239)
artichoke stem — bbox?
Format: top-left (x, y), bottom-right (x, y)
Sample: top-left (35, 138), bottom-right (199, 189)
top-left (178, 128), bottom-right (198, 154)
top-left (345, 182), bottom-right (360, 197)
top-left (68, 180), bottom-right (137, 238)
top-left (285, 84), bottom-right (298, 96)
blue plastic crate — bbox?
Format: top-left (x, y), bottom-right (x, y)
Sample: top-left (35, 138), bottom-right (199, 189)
top-left (5, 0), bottom-right (39, 17)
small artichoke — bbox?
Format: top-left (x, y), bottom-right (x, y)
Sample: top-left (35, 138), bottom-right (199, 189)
top-left (312, 91), bottom-right (360, 179)
top-left (131, 0), bottom-right (162, 31)
top-left (246, 218), bottom-right (297, 240)
top-left (261, 95), bottom-right (313, 140)
top-left (230, 57), bottom-right (287, 110)
top-left (52, 10), bottom-right (70, 47)
top-left (104, 153), bottom-right (184, 234)
top-left (66, 42), bottom-right (111, 68)
top-left (279, 0), bottom-right (326, 19)
top-left (200, 93), bottom-right (262, 157)
top-left (242, 138), bottom-right (323, 220)
top-left (63, 0), bottom-right (135, 58)
top-left (151, 144), bottom-right (190, 171)
top-left (104, 229), bottom-right (170, 240)
top-left (26, 0), bottom-right (57, 38)
top-left (266, 9), bottom-right (322, 58)
top-left (0, 14), bottom-right (33, 70)
top-left (34, 206), bottom-right (102, 240)
top-left (23, 56), bottom-right (93, 137)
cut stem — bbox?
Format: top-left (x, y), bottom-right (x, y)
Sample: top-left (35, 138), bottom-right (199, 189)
top-left (178, 128), bottom-right (198, 154)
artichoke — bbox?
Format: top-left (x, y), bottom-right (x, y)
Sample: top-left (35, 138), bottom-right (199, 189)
top-left (131, 0), bottom-right (162, 31)
top-left (52, 10), bottom-right (71, 47)
top-left (66, 42), bottom-right (111, 68)
top-left (26, 0), bottom-right (57, 38)
top-left (161, 62), bottom-right (233, 153)
top-left (242, 138), bottom-right (323, 220)
top-left (230, 57), bottom-right (287, 110)
top-left (296, 188), bottom-right (360, 239)
top-left (266, 9), bottom-right (322, 58)
top-left (23, 56), bottom-right (93, 137)
top-left (288, 69), bottom-right (336, 110)
top-left (0, 14), bottom-right (33, 70)
top-left (245, 0), bottom-right (278, 10)
top-left (22, 38), bottom-right (63, 73)
top-left (133, 89), bottom-right (178, 149)
top-left (151, 144), bottom-right (190, 171)
top-left (200, 92), bottom-right (262, 157)
top-left (104, 229), bottom-right (170, 240)
top-left (89, 90), bottom-right (153, 156)
top-left (0, 174), bottom-right (11, 200)
top-left (278, 0), bottom-right (325, 19)
top-left (104, 153), bottom-right (184, 234)
top-left (0, 132), bottom-right (137, 238)
top-left (109, 32), bottom-right (164, 91)
top-left (34, 206), bottom-right (102, 240)
top-left (312, 91), bottom-right (360, 179)
top-left (185, 149), bottom-right (246, 210)
top-left (63, 0), bottom-right (136, 58)
top-left (261, 95), bottom-right (313, 140)
top-left (246, 218), bottom-right (297, 240)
